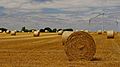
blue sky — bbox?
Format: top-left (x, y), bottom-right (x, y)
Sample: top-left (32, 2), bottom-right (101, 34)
top-left (0, 0), bottom-right (120, 31)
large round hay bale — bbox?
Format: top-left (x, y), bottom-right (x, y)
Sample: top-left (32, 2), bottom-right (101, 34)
top-left (107, 30), bottom-right (114, 38)
top-left (33, 31), bottom-right (40, 37)
top-left (11, 31), bottom-right (16, 36)
top-left (64, 31), bottom-right (96, 61)
top-left (97, 30), bottom-right (102, 34)
top-left (58, 30), bottom-right (63, 35)
top-left (62, 31), bottom-right (73, 45)
top-left (6, 30), bottom-right (10, 34)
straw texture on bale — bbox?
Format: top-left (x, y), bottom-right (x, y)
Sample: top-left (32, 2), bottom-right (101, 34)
top-left (64, 31), bottom-right (96, 61)
top-left (62, 31), bottom-right (73, 45)
top-left (107, 30), bottom-right (114, 38)
top-left (11, 31), bottom-right (16, 36)
top-left (58, 30), bottom-right (63, 35)
top-left (97, 30), bottom-right (102, 34)
top-left (33, 31), bottom-right (40, 37)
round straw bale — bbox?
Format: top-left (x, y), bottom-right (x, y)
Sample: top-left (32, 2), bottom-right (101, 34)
top-left (11, 31), bottom-right (16, 36)
top-left (14, 30), bottom-right (17, 32)
top-left (58, 30), bottom-right (63, 35)
top-left (37, 30), bottom-right (40, 33)
top-left (62, 31), bottom-right (73, 45)
top-left (0, 30), bottom-right (2, 33)
top-left (22, 31), bottom-right (24, 33)
top-left (32, 30), bottom-right (34, 32)
top-left (107, 30), bottom-right (114, 38)
top-left (45, 30), bottom-right (49, 33)
top-left (64, 31), bottom-right (96, 61)
top-left (3, 31), bottom-right (6, 33)
top-left (103, 30), bottom-right (107, 33)
top-left (80, 30), bottom-right (84, 32)
top-left (97, 30), bottom-right (102, 34)
top-left (75, 30), bottom-right (79, 32)
top-left (84, 30), bottom-right (89, 33)
top-left (6, 30), bottom-right (10, 34)
top-left (33, 31), bottom-right (40, 37)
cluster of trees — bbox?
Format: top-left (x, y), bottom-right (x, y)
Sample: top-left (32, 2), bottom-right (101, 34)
top-left (0, 28), bottom-right (7, 32)
top-left (21, 27), bottom-right (73, 32)
top-left (0, 27), bottom-right (73, 33)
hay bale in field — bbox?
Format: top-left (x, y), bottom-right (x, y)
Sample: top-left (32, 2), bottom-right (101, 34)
top-left (32, 30), bottom-right (34, 32)
top-left (58, 30), bottom-right (63, 35)
top-left (84, 30), bottom-right (89, 33)
top-left (64, 31), bottom-right (96, 61)
top-left (0, 30), bottom-right (2, 33)
top-left (103, 30), bottom-right (107, 33)
top-left (45, 30), bottom-right (49, 33)
top-left (97, 30), bottom-right (102, 34)
top-left (22, 31), bottom-right (24, 33)
top-left (107, 30), bottom-right (114, 38)
top-left (62, 31), bottom-right (73, 45)
top-left (6, 30), bottom-right (10, 34)
top-left (75, 30), bottom-right (79, 32)
top-left (37, 30), bottom-right (40, 32)
top-left (11, 31), bottom-right (16, 36)
top-left (33, 31), bottom-right (40, 37)
top-left (3, 31), bottom-right (6, 33)
top-left (14, 30), bottom-right (17, 32)
top-left (80, 30), bottom-right (84, 32)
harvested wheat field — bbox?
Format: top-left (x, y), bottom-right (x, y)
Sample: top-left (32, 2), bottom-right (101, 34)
top-left (0, 32), bottom-right (120, 67)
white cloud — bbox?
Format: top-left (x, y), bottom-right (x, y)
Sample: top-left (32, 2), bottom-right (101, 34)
top-left (0, 0), bottom-right (120, 30)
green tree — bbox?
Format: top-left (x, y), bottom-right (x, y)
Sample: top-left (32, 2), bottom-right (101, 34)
top-left (44, 27), bottom-right (52, 32)
top-left (52, 28), bottom-right (57, 32)
top-left (21, 26), bottom-right (26, 32)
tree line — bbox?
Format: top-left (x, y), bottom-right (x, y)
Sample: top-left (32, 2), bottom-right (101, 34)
top-left (0, 27), bottom-right (73, 32)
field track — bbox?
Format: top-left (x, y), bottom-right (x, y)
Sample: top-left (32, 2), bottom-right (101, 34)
top-left (0, 32), bottom-right (120, 67)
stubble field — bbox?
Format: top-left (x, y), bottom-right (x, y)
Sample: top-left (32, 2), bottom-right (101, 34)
top-left (0, 32), bottom-right (120, 67)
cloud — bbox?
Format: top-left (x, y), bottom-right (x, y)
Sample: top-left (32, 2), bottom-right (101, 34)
top-left (32, 0), bottom-right (53, 3)
top-left (41, 8), bottom-right (65, 14)
top-left (0, 6), bottom-right (6, 16)
top-left (0, 0), bottom-right (120, 31)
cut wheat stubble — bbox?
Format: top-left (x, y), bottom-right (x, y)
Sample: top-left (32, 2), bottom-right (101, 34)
top-left (64, 31), bottom-right (96, 61)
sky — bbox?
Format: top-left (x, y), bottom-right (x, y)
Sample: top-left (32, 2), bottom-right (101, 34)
top-left (0, 0), bottom-right (120, 31)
